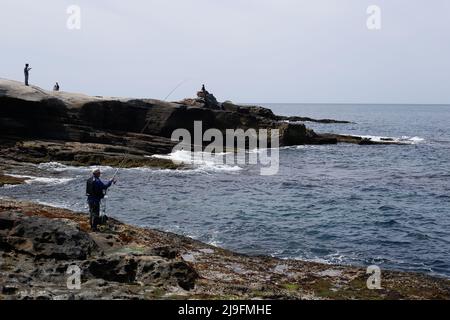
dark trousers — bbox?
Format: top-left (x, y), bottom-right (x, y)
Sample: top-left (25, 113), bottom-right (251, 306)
top-left (88, 201), bottom-right (100, 230)
top-left (25, 74), bottom-right (29, 86)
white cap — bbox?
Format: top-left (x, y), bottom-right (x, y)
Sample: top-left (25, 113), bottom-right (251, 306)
top-left (92, 168), bottom-right (101, 174)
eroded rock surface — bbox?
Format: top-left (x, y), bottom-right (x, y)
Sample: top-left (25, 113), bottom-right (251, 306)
top-left (0, 199), bottom-right (448, 300)
top-left (0, 200), bottom-right (199, 299)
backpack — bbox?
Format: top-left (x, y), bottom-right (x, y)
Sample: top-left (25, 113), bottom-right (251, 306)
top-left (86, 177), bottom-right (94, 196)
top-left (86, 177), bottom-right (104, 199)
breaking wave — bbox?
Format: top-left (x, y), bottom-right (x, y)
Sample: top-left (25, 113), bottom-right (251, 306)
top-left (6, 174), bottom-right (74, 185)
top-left (37, 162), bottom-right (114, 173)
top-left (151, 150), bottom-right (242, 173)
top-left (350, 135), bottom-right (425, 145)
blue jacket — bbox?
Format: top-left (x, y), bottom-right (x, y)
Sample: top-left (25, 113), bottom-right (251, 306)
top-left (87, 176), bottom-right (113, 204)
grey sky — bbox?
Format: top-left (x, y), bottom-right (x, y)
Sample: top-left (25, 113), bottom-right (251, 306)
top-left (1, 0), bottom-right (449, 104)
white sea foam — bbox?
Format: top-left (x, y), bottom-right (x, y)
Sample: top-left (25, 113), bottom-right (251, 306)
top-left (151, 150), bottom-right (242, 173)
top-left (289, 251), bottom-right (350, 266)
top-left (37, 162), bottom-right (74, 172)
top-left (7, 174), bottom-right (74, 185)
top-left (247, 146), bottom-right (292, 154)
top-left (35, 200), bottom-right (68, 208)
top-left (405, 136), bottom-right (425, 143)
top-left (37, 162), bottom-right (114, 173)
top-left (0, 184), bottom-right (19, 189)
top-left (347, 134), bottom-right (425, 145)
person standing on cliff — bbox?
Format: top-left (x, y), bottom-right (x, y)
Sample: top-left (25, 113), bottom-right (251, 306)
top-left (53, 82), bottom-right (60, 91)
top-left (86, 168), bottom-right (116, 232)
top-left (24, 64), bottom-right (32, 86)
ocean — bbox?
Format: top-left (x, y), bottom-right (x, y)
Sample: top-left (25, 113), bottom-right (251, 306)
top-left (1, 103), bottom-right (449, 278)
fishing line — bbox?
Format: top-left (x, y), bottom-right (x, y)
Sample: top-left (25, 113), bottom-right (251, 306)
top-left (101, 79), bottom-right (190, 214)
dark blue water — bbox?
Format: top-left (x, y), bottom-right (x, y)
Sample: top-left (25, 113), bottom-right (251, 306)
top-left (1, 104), bottom-right (449, 278)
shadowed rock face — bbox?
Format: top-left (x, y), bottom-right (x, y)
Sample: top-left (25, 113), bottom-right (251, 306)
top-left (0, 97), bottom-right (70, 140)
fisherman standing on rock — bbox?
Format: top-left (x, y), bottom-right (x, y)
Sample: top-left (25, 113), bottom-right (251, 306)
top-left (24, 63), bottom-right (32, 86)
top-left (86, 168), bottom-right (117, 232)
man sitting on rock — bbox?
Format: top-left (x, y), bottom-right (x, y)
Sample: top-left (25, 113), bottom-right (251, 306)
top-left (86, 168), bottom-right (116, 231)
top-left (201, 84), bottom-right (207, 98)
top-left (197, 84), bottom-right (221, 110)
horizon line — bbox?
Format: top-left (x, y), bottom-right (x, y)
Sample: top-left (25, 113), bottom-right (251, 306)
top-left (243, 102), bottom-right (450, 106)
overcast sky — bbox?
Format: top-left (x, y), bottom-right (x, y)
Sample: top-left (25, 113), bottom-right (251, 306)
top-left (1, 0), bottom-right (449, 104)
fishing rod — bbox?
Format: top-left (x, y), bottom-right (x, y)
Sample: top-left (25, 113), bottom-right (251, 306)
top-left (110, 167), bottom-right (120, 184)
top-left (101, 79), bottom-right (190, 213)
top-left (113, 79), bottom-right (190, 171)
top-left (163, 79), bottom-right (189, 101)
top-left (139, 79), bottom-right (190, 138)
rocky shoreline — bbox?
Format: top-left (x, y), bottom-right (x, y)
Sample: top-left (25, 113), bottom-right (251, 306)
top-left (0, 79), bottom-right (401, 172)
top-left (0, 199), bottom-right (448, 300)
top-left (2, 79), bottom-right (445, 300)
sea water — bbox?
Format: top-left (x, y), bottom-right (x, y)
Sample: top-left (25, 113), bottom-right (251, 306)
top-left (1, 104), bottom-right (449, 277)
